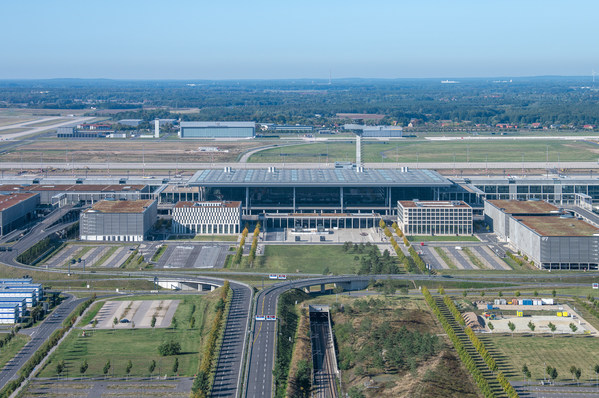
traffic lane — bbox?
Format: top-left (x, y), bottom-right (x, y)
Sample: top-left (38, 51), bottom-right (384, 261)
top-left (212, 283), bottom-right (252, 398)
top-left (0, 295), bottom-right (85, 388)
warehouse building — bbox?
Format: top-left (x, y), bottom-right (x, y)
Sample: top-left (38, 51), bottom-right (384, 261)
top-left (0, 297), bottom-right (26, 317)
top-left (484, 199), bottom-right (599, 270)
top-left (179, 121), bottom-right (255, 138)
top-left (0, 289), bottom-right (37, 307)
top-left (80, 199), bottom-right (157, 242)
top-left (0, 193), bottom-right (39, 236)
top-left (397, 200), bottom-right (472, 235)
top-left (172, 201), bottom-right (241, 235)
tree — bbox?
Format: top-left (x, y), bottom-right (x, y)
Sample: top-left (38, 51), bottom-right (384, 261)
top-left (528, 321), bottom-right (536, 332)
top-left (151, 315), bottom-right (157, 328)
top-left (548, 322), bottom-right (557, 336)
top-left (173, 357), bottom-right (179, 374)
top-left (594, 364), bottom-right (599, 387)
top-left (322, 266), bottom-right (330, 275)
top-left (534, 290), bottom-right (539, 296)
top-left (552, 289), bottom-right (557, 297)
top-left (158, 341), bottom-right (181, 356)
top-left (575, 367), bottom-right (582, 385)
top-left (126, 360), bottom-right (133, 378)
top-left (103, 360), bottom-right (111, 377)
top-left (463, 290), bottom-right (468, 297)
top-left (481, 291), bottom-right (485, 297)
top-left (189, 317), bottom-right (196, 329)
top-left (149, 359), bottom-right (156, 375)
top-left (487, 321), bottom-right (494, 332)
top-left (56, 360), bottom-right (65, 376)
top-left (570, 323), bottom-right (578, 333)
top-left (92, 319), bottom-right (98, 328)
top-left (515, 291), bottom-right (521, 297)
top-left (438, 287), bottom-right (445, 295)
top-left (508, 321), bottom-right (516, 336)
top-left (547, 366), bottom-right (558, 383)
top-left (171, 316), bottom-right (178, 330)
top-left (80, 359), bottom-right (88, 375)
top-left (498, 291), bottom-right (503, 297)
top-left (113, 317), bottom-right (118, 327)
top-left (522, 364), bottom-right (531, 383)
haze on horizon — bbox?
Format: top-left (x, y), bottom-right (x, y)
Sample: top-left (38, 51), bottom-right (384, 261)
top-left (2, 0), bottom-right (598, 80)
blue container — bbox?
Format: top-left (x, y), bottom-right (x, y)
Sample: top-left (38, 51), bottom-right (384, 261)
top-left (487, 304), bottom-right (493, 310)
top-left (523, 299), bottom-right (533, 305)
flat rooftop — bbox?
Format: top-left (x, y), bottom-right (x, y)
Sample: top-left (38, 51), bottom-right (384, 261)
top-left (190, 168), bottom-right (450, 187)
top-left (0, 193), bottom-right (37, 212)
top-left (162, 185), bottom-right (200, 194)
top-left (86, 199), bottom-right (155, 214)
top-left (0, 184), bottom-right (146, 193)
top-left (180, 121), bottom-right (255, 128)
top-left (399, 200), bottom-right (470, 209)
top-left (487, 200), bottom-right (560, 214)
top-left (516, 216), bottom-right (599, 237)
top-left (174, 201), bottom-right (241, 209)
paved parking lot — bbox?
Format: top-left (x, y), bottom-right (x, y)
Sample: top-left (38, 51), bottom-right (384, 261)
top-left (87, 299), bottom-right (180, 329)
top-left (157, 243), bottom-right (229, 268)
top-left (420, 243), bottom-right (512, 271)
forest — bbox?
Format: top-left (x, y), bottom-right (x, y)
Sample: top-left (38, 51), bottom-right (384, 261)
top-left (1, 77), bottom-right (598, 126)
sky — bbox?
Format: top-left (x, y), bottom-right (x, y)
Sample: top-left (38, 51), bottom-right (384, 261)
top-left (1, 0), bottom-right (598, 79)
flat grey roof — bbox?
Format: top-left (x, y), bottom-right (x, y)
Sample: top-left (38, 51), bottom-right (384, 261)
top-left (189, 168), bottom-right (451, 187)
top-left (180, 121), bottom-right (255, 128)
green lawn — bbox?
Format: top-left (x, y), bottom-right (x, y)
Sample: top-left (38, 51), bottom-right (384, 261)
top-left (255, 245), bottom-right (364, 274)
top-left (0, 334), bottom-right (30, 370)
top-left (38, 292), bottom-right (221, 377)
top-left (248, 140), bottom-right (599, 163)
top-left (407, 235), bottom-right (479, 242)
top-left (77, 302), bottom-right (105, 327)
top-left (486, 335), bottom-right (599, 382)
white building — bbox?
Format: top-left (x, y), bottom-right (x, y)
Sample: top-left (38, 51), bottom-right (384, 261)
top-left (172, 201), bottom-right (242, 235)
top-left (397, 200), bottom-right (473, 235)
top-left (0, 304), bottom-right (19, 324)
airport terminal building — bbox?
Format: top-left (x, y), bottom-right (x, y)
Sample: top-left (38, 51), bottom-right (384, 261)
top-left (188, 167), bottom-right (452, 228)
top-left (172, 201), bottom-right (242, 235)
top-left (397, 200), bottom-right (473, 236)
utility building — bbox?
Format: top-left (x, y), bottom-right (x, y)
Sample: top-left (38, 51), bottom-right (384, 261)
top-left (80, 199), bottom-right (157, 242)
top-left (172, 201), bottom-right (241, 235)
top-left (179, 122), bottom-right (255, 138)
top-left (397, 200), bottom-right (472, 235)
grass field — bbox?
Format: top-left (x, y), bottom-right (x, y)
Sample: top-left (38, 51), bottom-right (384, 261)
top-left (486, 335), bottom-right (599, 382)
top-left (407, 235), bottom-right (479, 242)
top-left (248, 139), bottom-right (599, 163)
top-left (248, 245), bottom-right (363, 274)
top-left (38, 291), bottom-right (221, 377)
top-left (0, 334), bottom-right (30, 370)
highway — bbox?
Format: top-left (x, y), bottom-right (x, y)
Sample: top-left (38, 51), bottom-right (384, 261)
top-left (0, 293), bottom-right (86, 388)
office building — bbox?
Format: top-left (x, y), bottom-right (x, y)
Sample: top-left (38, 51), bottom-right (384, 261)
top-left (172, 201), bottom-right (242, 235)
top-left (397, 200), bottom-right (472, 235)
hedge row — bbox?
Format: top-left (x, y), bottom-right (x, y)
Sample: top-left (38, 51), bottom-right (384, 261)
top-left (0, 295), bottom-right (96, 398)
top-left (408, 246), bottom-right (428, 273)
top-left (234, 227), bottom-right (249, 265)
top-left (443, 295), bottom-right (519, 398)
top-left (191, 281), bottom-right (231, 398)
top-left (248, 224), bottom-right (260, 265)
top-left (506, 251), bottom-right (525, 267)
top-left (422, 287), bottom-right (496, 398)
top-left (443, 296), bottom-right (466, 326)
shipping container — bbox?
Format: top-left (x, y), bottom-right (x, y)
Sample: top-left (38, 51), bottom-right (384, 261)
top-left (557, 312), bottom-right (562, 317)
top-left (523, 299), bottom-right (533, 305)
top-left (494, 299), bottom-right (501, 305)
top-left (563, 311), bottom-right (568, 317)
top-left (542, 298), bottom-right (554, 305)
top-left (487, 304), bottom-right (493, 310)
top-left (517, 311), bottom-right (523, 317)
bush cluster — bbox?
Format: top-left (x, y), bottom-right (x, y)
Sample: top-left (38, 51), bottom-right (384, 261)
top-left (233, 227), bottom-right (249, 265)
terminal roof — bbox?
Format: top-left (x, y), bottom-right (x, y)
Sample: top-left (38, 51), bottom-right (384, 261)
top-left (516, 216), bottom-right (599, 237)
top-left (189, 168), bottom-right (450, 187)
top-left (488, 200), bottom-right (560, 214)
